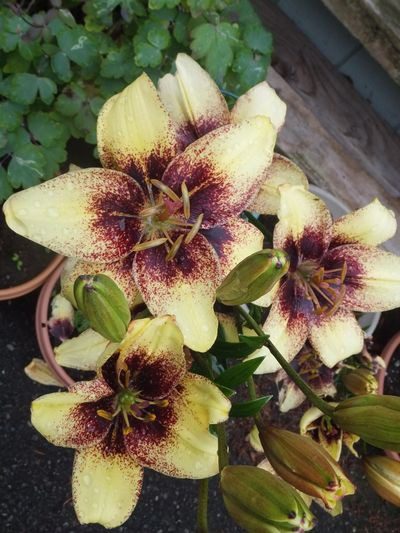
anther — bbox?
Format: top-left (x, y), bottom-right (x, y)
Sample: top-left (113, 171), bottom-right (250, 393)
top-left (97, 409), bottom-right (114, 421)
top-left (184, 213), bottom-right (204, 244)
top-left (150, 179), bottom-right (181, 202)
top-left (166, 234), bottom-right (184, 261)
top-left (132, 237), bottom-right (168, 252)
top-left (181, 182), bottom-right (190, 219)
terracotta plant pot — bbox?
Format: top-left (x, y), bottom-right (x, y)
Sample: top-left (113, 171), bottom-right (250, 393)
top-left (35, 260), bottom-right (74, 387)
top-left (0, 254), bottom-right (65, 301)
top-left (377, 332), bottom-right (400, 462)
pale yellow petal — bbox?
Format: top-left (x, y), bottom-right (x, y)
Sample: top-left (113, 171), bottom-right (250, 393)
top-left (73, 445), bottom-right (143, 528)
top-left (98, 73), bottom-right (179, 184)
top-left (181, 373), bottom-right (231, 425)
top-left (159, 53), bottom-right (230, 145)
top-left (3, 168), bottom-right (145, 262)
top-left (249, 154), bottom-right (309, 215)
top-left (24, 358), bottom-right (66, 387)
top-left (231, 81), bottom-right (287, 131)
top-left (332, 198), bottom-right (397, 246)
top-left (55, 329), bottom-right (115, 371)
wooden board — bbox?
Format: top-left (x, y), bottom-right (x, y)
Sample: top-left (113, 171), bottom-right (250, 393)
top-left (252, 0), bottom-right (400, 252)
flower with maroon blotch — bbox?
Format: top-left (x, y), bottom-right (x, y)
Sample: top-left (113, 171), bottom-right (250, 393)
top-left (3, 53), bottom-right (308, 353)
top-left (31, 316), bottom-right (231, 528)
top-left (252, 185), bottom-right (400, 373)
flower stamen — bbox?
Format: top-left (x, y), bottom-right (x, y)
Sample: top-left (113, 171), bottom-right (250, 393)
top-left (166, 234), bottom-right (184, 261)
top-left (150, 179), bottom-right (181, 202)
top-left (181, 182), bottom-right (190, 219)
top-left (185, 213), bottom-right (204, 244)
top-left (132, 237), bottom-right (168, 252)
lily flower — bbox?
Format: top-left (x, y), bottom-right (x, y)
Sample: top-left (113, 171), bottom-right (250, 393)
top-left (253, 185), bottom-right (400, 372)
top-left (3, 54), bottom-right (287, 352)
top-left (31, 316), bottom-right (231, 528)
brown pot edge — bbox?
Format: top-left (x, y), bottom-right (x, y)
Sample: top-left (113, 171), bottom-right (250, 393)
top-left (0, 254), bottom-right (65, 301)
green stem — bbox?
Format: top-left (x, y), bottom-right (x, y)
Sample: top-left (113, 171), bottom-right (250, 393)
top-left (247, 375), bottom-right (262, 425)
top-left (238, 306), bottom-right (334, 417)
top-left (215, 423), bottom-right (229, 471)
top-left (197, 478), bottom-right (209, 533)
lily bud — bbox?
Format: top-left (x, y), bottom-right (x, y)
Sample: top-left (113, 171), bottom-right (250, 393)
top-left (221, 465), bottom-right (315, 532)
top-left (364, 456), bottom-right (400, 507)
top-left (216, 249), bottom-right (289, 306)
top-left (332, 394), bottom-right (400, 451)
top-left (258, 426), bottom-right (355, 509)
top-left (74, 274), bottom-right (131, 342)
top-left (342, 368), bottom-right (378, 395)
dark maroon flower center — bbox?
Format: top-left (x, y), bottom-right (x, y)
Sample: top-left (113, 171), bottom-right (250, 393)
top-left (291, 258), bottom-right (347, 317)
top-left (131, 180), bottom-right (204, 261)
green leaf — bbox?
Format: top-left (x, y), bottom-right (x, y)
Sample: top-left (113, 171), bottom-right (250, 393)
top-left (191, 23), bottom-right (214, 58)
top-left (243, 24), bottom-right (273, 54)
top-left (148, 26), bottom-right (171, 50)
top-left (89, 96), bottom-right (105, 116)
top-left (38, 77), bottom-right (58, 105)
top-left (2, 50), bottom-right (31, 74)
top-left (211, 334), bottom-right (268, 359)
top-left (134, 42), bottom-right (162, 68)
top-left (73, 104), bottom-right (97, 144)
top-left (149, 0), bottom-right (180, 9)
top-left (230, 396), bottom-right (272, 417)
top-left (28, 112), bottom-right (68, 147)
top-left (8, 144), bottom-right (46, 188)
top-left (215, 357), bottom-right (264, 389)
top-left (173, 12), bottom-right (190, 44)
top-left (0, 166), bottom-right (13, 201)
top-left (0, 73), bottom-right (38, 105)
top-left (216, 384), bottom-right (236, 398)
top-left (0, 102), bottom-right (25, 132)
top-left (101, 46), bottom-right (133, 78)
top-left (57, 27), bottom-right (98, 67)
top-left (51, 51), bottom-right (72, 82)
top-left (58, 8), bottom-right (77, 28)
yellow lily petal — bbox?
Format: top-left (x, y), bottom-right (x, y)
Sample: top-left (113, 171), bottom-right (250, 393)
top-left (181, 373), bottom-right (231, 425)
top-left (61, 257), bottom-right (141, 308)
top-left (24, 358), bottom-right (66, 387)
top-left (249, 154), bottom-right (309, 215)
top-left (248, 281), bottom-right (309, 374)
top-left (31, 382), bottom-right (112, 448)
top-left (73, 444), bottom-right (143, 528)
top-left (163, 117), bottom-right (277, 227)
top-left (203, 218), bottom-right (263, 278)
top-left (217, 312), bottom-right (240, 343)
top-left (98, 73), bottom-right (179, 186)
top-left (55, 329), bottom-right (116, 371)
top-left (3, 168), bottom-right (145, 262)
top-left (117, 316), bottom-right (186, 399)
top-left (158, 53), bottom-right (230, 146)
top-left (332, 198), bottom-right (397, 246)
top-left (133, 234), bottom-right (220, 352)
top-left (274, 185), bottom-right (333, 260)
top-left (231, 81), bottom-right (287, 131)
top-left (325, 244), bottom-right (400, 312)
top-left (125, 373), bottom-right (228, 478)
top-left (309, 309), bottom-right (364, 368)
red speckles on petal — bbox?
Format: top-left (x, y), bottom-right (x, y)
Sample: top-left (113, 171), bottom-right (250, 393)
top-left (69, 397), bottom-right (114, 448)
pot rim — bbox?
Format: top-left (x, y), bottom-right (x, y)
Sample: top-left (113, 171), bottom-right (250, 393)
top-left (0, 254), bottom-right (65, 301)
top-left (35, 259), bottom-right (74, 387)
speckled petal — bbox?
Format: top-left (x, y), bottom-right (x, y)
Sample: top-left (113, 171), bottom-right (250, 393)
top-left (97, 73), bottom-right (179, 187)
top-left (72, 443), bottom-right (143, 528)
top-left (274, 185), bottom-right (332, 261)
top-left (324, 244), bottom-right (400, 312)
top-left (309, 309), bottom-right (364, 367)
top-left (231, 81), bottom-right (287, 131)
top-left (61, 257), bottom-right (141, 308)
top-left (133, 234), bottom-right (220, 352)
top-left (158, 53), bottom-right (230, 147)
top-left (55, 329), bottom-right (115, 371)
top-left (202, 218), bottom-right (263, 278)
top-left (248, 280), bottom-right (310, 374)
top-left (249, 154), bottom-right (309, 215)
top-left (31, 379), bottom-right (114, 449)
top-left (162, 117), bottom-right (276, 227)
top-left (331, 199), bottom-right (397, 247)
top-left (3, 169), bottom-right (145, 262)
top-left (124, 373), bottom-right (228, 478)
top-left (116, 316), bottom-right (186, 399)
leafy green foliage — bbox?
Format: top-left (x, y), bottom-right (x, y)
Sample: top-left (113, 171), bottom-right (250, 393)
top-left (0, 0), bottom-right (272, 201)
top-left (210, 333), bottom-right (268, 360)
top-left (215, 357), bottom-right (265, 389)
top-left (230, 395), bottom-right (272, 417)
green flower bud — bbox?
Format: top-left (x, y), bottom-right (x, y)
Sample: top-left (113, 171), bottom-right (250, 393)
top-left (74, 274), bottom-right (131, 342)
top-left (364, 456), bottom-right (400, 507)
top-left (221, 465), bottom-right (315, 532)
top-left (216, 249), bottom-right (289, 306)
top-left (258, 426), bottom-right (355, 509)
top-left (332, 394), bottom-right (400, 451)
top-left (342, 368), bottom-right (378, 395)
